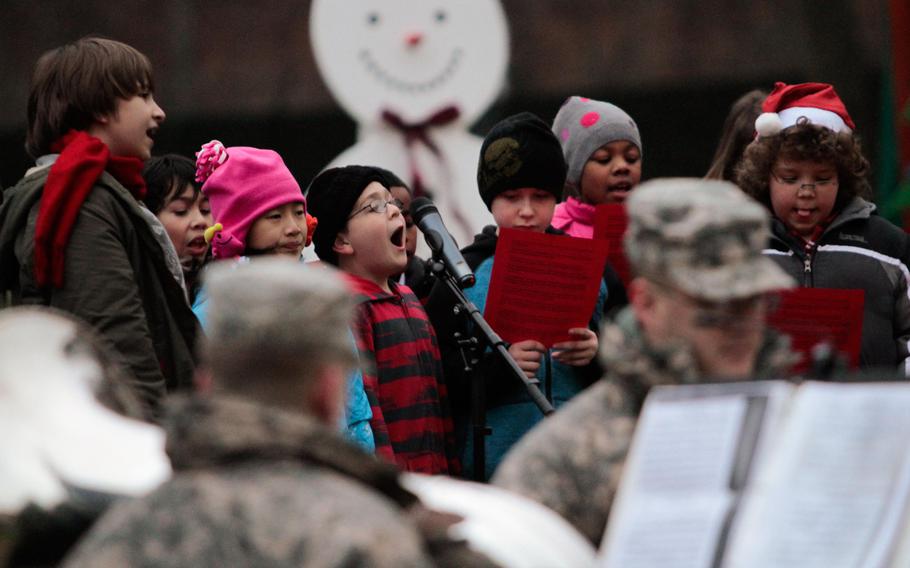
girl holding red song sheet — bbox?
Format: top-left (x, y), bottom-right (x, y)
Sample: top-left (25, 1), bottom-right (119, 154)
top-left (736, 82), bottom-right (910, 374)
top-left (550, 96), bottom-right (643, 315)
top-left (550, 96), bottom-right (643, 237)
top-left (426, 112), bottom-right (606, 481)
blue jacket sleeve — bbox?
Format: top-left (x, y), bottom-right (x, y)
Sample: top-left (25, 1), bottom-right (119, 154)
top-left (343, 330), bottom-right (375, 452)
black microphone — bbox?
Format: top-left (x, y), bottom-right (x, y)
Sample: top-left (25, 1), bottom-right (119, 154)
top-left (410, 197), bottom-right (475, 288)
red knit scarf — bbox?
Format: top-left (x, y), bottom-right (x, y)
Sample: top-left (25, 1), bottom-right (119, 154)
top-left (34, 130), bottom-right (147, 289)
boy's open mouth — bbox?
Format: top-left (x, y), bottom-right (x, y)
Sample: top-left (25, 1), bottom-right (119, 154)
top-left (390, 226), bottom-right (405, 248)
top-left (146, 127), bottom-right (159, 139)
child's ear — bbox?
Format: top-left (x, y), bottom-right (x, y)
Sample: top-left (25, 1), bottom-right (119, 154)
top-left (333, 233), bottom-right (353, 256)
top-left (92, 110), bottom-right (113, 125)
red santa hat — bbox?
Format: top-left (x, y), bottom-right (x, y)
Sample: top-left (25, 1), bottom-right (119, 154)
top-left (754, 82), bottom-right (855, 137)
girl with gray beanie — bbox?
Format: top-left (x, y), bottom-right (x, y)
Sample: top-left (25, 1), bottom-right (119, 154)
top-left (550, 96), bottom-right (642, 239)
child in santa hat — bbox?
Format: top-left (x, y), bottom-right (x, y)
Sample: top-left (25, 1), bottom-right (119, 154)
top-left (736, 81), bottom-right (910, 373)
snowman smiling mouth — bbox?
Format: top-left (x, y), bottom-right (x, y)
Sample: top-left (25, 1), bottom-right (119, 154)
top-left (359, 47), bottom-right (463, 93)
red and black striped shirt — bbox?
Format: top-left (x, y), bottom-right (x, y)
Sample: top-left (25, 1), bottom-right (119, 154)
top-left (347, 274), bottom-right (458, 475)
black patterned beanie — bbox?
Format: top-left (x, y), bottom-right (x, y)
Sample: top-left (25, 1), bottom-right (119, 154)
top-left (476, 112), bottom-right (567, 210)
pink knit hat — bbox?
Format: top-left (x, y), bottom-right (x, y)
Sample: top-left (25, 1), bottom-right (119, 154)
top-left (195, 140), bottom-right (306, 259)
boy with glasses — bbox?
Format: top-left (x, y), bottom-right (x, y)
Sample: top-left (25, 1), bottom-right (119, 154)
top-left (307, 165), bottom-right (457, 474)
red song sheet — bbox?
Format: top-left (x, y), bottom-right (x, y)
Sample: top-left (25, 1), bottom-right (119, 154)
top-left (483, 228), bottom-right (609, 347)
top-left (593, 204), bottom-right (632, 286)
top-left (767, 288), bottom-right (864, 372)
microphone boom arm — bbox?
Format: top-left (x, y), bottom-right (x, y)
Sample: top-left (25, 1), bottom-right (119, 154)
top-left (433, 262), bottom-right (556, 417)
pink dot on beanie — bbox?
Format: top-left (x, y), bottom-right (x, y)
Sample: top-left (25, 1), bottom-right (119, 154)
top-left (561, 128), bottom-right (570, 141)
top-left (580, 112), bottom-right (600, 128)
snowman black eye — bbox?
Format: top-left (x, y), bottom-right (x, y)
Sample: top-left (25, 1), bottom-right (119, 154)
top-left (434, 10), bottom-right (447, 23)
top-left (367, 12), bottom-right (380, 26)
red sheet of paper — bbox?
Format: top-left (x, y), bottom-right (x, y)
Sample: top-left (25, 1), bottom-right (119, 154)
top-left (767, 288), bottom-right (864, 372)
top-left (593, 204), bottom-right (631, 286)
top-left (483, 228), bottom-right (609, 347)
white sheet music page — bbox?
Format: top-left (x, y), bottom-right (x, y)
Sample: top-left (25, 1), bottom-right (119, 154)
top-left (724, 382), bottom-right (910, 568)
top-left (600, 394), bottom-right (747, 568)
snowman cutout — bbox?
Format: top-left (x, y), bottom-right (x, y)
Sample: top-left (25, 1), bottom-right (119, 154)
top-left (310, 0), bottom-right (510, 256)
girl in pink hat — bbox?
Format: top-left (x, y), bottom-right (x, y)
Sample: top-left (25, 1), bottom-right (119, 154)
top-left (191, 140), bottom-right (318, 326)
top-left (191, 140), bottom-right (374, 451)
top-left (194, 140), bottom-right (316, 261)
top-left (737, 82), bottom-right (910, 373)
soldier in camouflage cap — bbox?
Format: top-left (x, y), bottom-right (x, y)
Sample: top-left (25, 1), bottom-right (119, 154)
top-left (493, 178), bottom-right (796, 547)
top-left (624, 178), bottom-right (793, 302)
top-left (62, 259), bottom-right (469, 568)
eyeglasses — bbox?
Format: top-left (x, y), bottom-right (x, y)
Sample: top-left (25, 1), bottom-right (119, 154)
top-left (771, 172), bottom-right (838, 192)
top-left (348, 197), bottom-right (404, 220)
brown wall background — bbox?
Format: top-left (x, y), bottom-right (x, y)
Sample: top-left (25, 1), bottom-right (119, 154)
top-left (0, 1), bottom-right (891, 193)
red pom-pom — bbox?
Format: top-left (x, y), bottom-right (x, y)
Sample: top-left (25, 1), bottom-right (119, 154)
top-left (305, 213), bottom-right (318, 246)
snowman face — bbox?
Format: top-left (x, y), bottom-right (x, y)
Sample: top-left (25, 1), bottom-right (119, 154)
top-left (310, 0), bottom-right (509, 125)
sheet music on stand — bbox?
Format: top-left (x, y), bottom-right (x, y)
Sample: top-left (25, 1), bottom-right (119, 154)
top-left (599, 380), bottom-right (910, 568)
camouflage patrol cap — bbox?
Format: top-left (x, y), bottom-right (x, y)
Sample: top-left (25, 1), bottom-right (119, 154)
top-left (624, 178), bottom-right (794, 301)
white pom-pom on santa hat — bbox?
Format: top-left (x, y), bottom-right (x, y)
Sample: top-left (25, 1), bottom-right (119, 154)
top-left (755, 112), bottom-right (782, 137)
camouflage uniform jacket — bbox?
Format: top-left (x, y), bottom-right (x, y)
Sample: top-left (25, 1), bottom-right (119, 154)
top-left (62, 394), bottom-right (437, 568)
top-left (492, 308), bottom-right (796, 547)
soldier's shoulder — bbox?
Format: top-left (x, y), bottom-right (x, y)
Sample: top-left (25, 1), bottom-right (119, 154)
top-left (495, 380), bottom-right (635, 483)
top-left (512, 380), bottom-right (630, 450)
top-left (65, 465), bottom-right (432, 568)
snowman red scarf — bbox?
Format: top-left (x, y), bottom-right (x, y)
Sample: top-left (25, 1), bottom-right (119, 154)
top-left (34, 130), bottom-right (147, 289)
top-left (380, 105), bottom-right (460, 197)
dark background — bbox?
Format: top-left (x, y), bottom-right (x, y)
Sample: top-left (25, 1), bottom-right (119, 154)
top-left (0, 1), bottom-right (891, 196)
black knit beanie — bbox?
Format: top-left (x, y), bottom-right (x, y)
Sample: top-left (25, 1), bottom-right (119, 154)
top-left (373, 167), bottom-right (410, 193)
top-left (305, 165), bottom-right (389, 265)
top-left (477, 112), bottom-right (567, 210)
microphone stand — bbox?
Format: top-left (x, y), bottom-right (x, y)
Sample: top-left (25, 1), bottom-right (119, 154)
top-left (424, 234), bottom-right (554, 481)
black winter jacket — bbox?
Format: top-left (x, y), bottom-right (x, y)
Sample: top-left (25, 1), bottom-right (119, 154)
top-left (764, 197), bottom-right (910, 373)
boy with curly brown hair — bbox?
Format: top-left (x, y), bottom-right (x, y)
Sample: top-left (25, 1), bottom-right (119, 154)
top-left (736, 81), bottom-right (910, 373)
